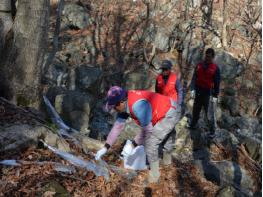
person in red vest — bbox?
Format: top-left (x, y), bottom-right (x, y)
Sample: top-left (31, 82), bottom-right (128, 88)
top-left (95, 86), bottom-right (181, 183)
top-left (188, 48), bottom-right (221, 138)
top-left (155, 59), bottom-right (183, 108)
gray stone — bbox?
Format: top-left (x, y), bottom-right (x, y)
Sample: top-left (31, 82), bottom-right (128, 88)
top-left (194, 160), bottom-right (254, 195)
top-left (55, 90), bottom-right (94, 134)
top-left (69, 111), bottom-right (90, 134)
top-left (249, 51), bottom-right (262, 66)
top-left (44, 59), bottom-right (68, 87)
top-left (242, 137), bottom-right (262, 163)
top-left (244, 80), bottom-right (254, 89)
top-left (124, 64), bottom-right (154, 90)
top-left (213, 129), bottom-right (239, 147)
top-left (89, 100), bottom-right (113, 140)
top-left (235, 116), bottom-right (259, 133)
top-left (62, 3), bottom-right (91, 30)
top-left (214, 51), bottom-right (244, 79)
top-left (145, 22), bottom-right (175, 52)
top-left (78, 135), bottom-right (104, 151)
top-left (219, 112), bottom-right (236, 130)
top-left (216, 186), bottom-right (249, 197)
top-left (152, 55), bottom-right (162, 70)
top-left (211, 36), bottom-right (222, 48)
top-left (42, 180), bottom-right (69, 197)
top-left (153, 27), bottom-right (170, 51)
top-left (172, 117), bottom-right (208, 162)
top-left (232, 127), bottom-right (261, 163)
top-left (221, 96), bottom-right (240, 116)
top-left (223, 87), bottom-right (237, 96)
top-left (63, 43), bottom-right (88, 65)
top-left (0, 124), bottom-right (71, 153)
top-left (75, 64), bottom-right (102, 94)
top-left (182, 45), bottom-right (203, 66)
top-left (242, 99), bottom-right (259, 117)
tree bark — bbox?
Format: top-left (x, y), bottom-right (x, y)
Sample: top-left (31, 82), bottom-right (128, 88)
top-left (1, 0), bottom-right (50, 108)
top-left (0, 0), bottom-right (13, 53)
top-left (221, 0), bottom-right (228, 48)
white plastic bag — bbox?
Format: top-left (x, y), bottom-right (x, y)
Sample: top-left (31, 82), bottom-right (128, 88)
top-left (0, 160), bottom-right (21, 166)
top-left (41, 140), bottom-right (109, 181)
top-left (121, 140), bottom-right (133, 157)
top-left (121, 140), bottom-right (147, 170)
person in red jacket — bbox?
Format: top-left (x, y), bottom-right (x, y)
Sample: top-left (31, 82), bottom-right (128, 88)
top-left (95, 86), bottom-right (181, 183)
top-left (155, 60), bottom-right (183, 108)
top-left (188, 48), bottom-right (221, 138)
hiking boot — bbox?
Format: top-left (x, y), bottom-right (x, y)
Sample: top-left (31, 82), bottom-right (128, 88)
top-left (148, 160), bottom-right (160, 183)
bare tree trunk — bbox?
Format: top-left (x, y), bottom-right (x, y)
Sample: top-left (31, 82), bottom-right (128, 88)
top-left (0, 0), bottom-right (14, 99)
top-left (1, 0), bottom-right (50, 108)
top-left (0, 0), bottom-right (13, 53)
top-left (221, 0), bottom-right (228, 48)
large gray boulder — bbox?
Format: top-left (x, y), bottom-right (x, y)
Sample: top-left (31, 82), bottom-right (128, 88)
top-left (62, 3), bottom-right (91, 30)
top-left (0, 124), bottom-right (71, 153)
top-left (75, 64), bottom-right (102, 94)
top-left (54, 90), bottom-right (94, 134)
top-left (214, 51), bottom-right (244, 79)
top-left (194, 160), bottom-right (254, 196)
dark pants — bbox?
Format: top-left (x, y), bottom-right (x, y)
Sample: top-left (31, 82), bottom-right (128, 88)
top-left (191, 93), bottom-right (215, 133)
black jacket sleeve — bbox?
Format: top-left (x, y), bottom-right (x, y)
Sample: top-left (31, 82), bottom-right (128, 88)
top-left (190, 66), bottom-right (197, 91)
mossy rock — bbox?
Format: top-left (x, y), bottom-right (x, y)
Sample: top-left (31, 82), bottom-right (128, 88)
top-left (17, 94), bottom-right (31, 107)
top-left (42, 180), bottom-right (69, 197)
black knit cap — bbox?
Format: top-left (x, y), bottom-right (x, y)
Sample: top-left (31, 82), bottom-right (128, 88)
top-left (161, 60), bottom-right (172, 70)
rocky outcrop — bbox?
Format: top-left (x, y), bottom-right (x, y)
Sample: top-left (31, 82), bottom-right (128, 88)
top-left (54, 90), bottom-right (94, 134)
top-left (0, 124), bottom-right (71, 153)
top-left (62, 3), bottom-right (91, 30)
top-left (194, 160), bottom-right (254, 196)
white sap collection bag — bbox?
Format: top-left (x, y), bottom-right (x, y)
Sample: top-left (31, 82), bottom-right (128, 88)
top-left (121, 140), bottom-right (147, 170)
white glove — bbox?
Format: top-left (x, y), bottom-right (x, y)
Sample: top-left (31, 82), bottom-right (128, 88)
top-left (212, 97), bottom-right (218, 103)
top-left (190, 90), bottom-right (195, 99)
top-left (121, 140), bottom-right (134, 157)
top-left (95, 147), bottom-right (108, 160)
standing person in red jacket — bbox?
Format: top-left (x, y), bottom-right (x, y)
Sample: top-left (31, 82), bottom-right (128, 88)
top-left (188, 48), bottom-right (221, 138)
top-left (95, 86), bottom-right (181, 183)
top-left (155, 60), bottom-right (183, 108)
top-left (155, 60), bottom-right (183, 154)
